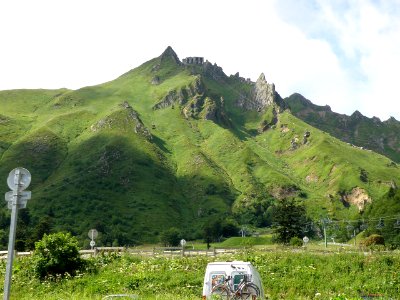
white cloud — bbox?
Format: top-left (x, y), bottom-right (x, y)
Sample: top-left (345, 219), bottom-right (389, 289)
top-left (293, 0), bottom-right (400, 120)
top-left (0, 0), bottom-right (399, 120)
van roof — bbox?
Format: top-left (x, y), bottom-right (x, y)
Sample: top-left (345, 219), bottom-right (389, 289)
top-left (206, 261), bottom-right (252, 266)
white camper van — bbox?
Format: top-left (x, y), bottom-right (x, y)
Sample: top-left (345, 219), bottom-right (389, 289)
top-left (202, 261), bottom-right (265, 299)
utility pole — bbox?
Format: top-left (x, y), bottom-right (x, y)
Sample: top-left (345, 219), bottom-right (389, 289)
top-left (354, 229), bottom-right (357, 247)
top-left (321, 218), bottom-right (329, 248)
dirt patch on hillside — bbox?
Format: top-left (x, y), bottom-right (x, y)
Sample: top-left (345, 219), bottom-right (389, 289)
top-left (341, 187), bottom-right (371, 212)
top-left (305, 173), bottom-right (319, 183)
top-left (280, 124), bottom-right (290, 133)
top-left (271, 185), bottom-right (299, 199)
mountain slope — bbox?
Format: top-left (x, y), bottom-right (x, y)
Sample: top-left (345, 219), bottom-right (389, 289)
top-left (1, 47), bottom-right (399, 246)
top-left (286, 93), bottom-right (400, 163)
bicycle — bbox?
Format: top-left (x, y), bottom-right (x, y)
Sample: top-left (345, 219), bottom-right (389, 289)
top-left (211, 274), bottom-right (260, 300)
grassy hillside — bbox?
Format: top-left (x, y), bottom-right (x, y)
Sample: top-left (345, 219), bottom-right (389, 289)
top-left (286, 93), bottom-right (400, 163)
top-left (1, 47), bottom-right (399, 247)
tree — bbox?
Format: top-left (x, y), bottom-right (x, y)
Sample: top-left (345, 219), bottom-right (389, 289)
top-left (233, 197), bottom-right (273, 227)
top-left (221, 219), bottom-right (239, 237)
top-left (159, 227), bottom-right (181, 247)
top-left (32, 232), bottom-right (84, 280)
top-left (272, 198), bottom-right (307, 244)
top-left (202, 219), bottom-right (224, 249)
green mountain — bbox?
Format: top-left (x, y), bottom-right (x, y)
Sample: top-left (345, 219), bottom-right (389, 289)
top-left (1, 46), bottom-right (399, 246)
top-left (286, 93), bottom-right (400, 163)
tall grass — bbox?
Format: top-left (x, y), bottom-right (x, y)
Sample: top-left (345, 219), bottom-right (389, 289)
top-left (1, 249), bottom-right (399, 299)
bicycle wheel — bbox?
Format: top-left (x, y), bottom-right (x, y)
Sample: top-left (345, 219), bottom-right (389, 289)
top-left (236, 283), bottom-right (260, 299)
top-left (211, 284), bottom-right (231, 300)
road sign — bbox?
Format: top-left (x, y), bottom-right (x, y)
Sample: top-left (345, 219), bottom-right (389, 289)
top-left (90, 240), bottom-right (96, 247)
top-left (88, 229), bottom-right (98, 240)
top-left (7, 168), bottom-right (31, 191)
top-left (5, 191), bottom-right (31, 209)
top-left (180, 239), bottom-right (186, 247)
top-left (303, 236), bottom-right (310, 244)
top-left (5, 191), bottom-right (31, 201)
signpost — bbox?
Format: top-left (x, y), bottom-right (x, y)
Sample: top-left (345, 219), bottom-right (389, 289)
top-left (303, 236), bottom-right (309, 247)
top-left (88, 229), bottom-right (98, 250)
top-left (180, 239), bottom-right (186, 257)
top-left (4, 167), bottom-right (31, 300)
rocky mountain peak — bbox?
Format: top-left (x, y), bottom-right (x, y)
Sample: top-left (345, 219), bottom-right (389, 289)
top-left (384, 116), bottom-right (399, 124)
top-left (257, 73), bottom-right (266, 82)
top-left (160, 46), bottom-right (181, 64)
top-left (351, 110), bottom-right (364, 120)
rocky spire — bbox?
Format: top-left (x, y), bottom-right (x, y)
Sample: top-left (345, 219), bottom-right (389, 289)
top-left (253, 73), bottom-right (276, 108)
top-left (160, 46), bottom-right (181, 65)
top-left (235, 72), bottom-right (285, 112)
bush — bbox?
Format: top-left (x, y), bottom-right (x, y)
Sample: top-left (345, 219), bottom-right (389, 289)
top-left (361, 234), bottom-right (385, 247)
top-left (32, 232), bottom-right (85, 280)
top-left (290, 237), bottom-right (303, 247)
top-left (159, 227), bottom-right (181, 247)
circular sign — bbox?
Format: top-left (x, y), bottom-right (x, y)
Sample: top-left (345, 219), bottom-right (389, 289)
top-left (180, 239), bottom-right (186, 246)
top-left (90, 240), bottom-right (96, 247)
top-left (303, 236), bottom-right (310, 244)
top-left (88, 229), bottom-right (98, 240)
top-left (7, 167), bottom-right (31, 191)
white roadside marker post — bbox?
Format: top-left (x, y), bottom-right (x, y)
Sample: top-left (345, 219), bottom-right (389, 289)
top-left (3, 168), bottom-right (31, 300)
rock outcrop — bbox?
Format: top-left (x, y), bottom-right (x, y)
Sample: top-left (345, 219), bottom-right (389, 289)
top-left (286, 93), bottom-right (400, 163)
top-left (160, 46), bottom-right (181, 65)
top-left (340, 187), bottom-right (371, 212)
top-left (153, 76), bottom-right (230, 126)
top-left (253, 73), bottom-right (276, 109)
top-left (237, 73), bottom-right (285, 112)
top-left (91, 101), bottom-right (152, 140)
top-left (151, 76), bottom-right (160, 85)
top-left (202, 61), bottom-right (227, 82)
top-left (153, 76), bottom-right (204, 109)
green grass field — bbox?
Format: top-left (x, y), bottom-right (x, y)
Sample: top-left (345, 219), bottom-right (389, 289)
top-left (1, 248), bottom-right (399, 300)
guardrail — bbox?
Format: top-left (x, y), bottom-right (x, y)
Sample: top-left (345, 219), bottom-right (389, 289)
top-left (0, 247), bottom-right (241, 259)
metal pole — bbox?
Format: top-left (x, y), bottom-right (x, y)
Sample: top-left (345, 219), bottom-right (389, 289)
top-left (354, 229), bottom-right (356, 247)
top-left (4, 171), bottom-right (21, 300)
top-left (90, 230), bottom-right (94, 250)
top-left (323, 223), bottom-right (327, 248)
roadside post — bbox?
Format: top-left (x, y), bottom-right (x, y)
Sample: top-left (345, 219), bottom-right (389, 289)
top-left (180, 239), bottom-right (186, 257)
top-left (3, 167), bottom-right (31, 300)
top-left (303, 236), bottom-right (309, 248)
top-left (88, 229), bottom-right (98, 255)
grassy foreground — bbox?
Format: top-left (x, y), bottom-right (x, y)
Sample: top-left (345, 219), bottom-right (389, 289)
top-left (1, 249), bottom-right (399, 300)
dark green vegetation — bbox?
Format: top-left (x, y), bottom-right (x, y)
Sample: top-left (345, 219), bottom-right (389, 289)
top-left (271, 198), bottom-right (308, 244)
top-left (32, 232), bottom-right (85, 279)
top-left (1, 250), bottom-right (399, 299)
top-left (1, 46), bottom-right (400, 247)
top-left (286, 93), bottom-right (400, 163)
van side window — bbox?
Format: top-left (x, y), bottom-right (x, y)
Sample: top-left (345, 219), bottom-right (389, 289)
top-left (210, 273), bottom-right (225, 288)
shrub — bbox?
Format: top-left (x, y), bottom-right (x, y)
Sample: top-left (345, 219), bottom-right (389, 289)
top-left (159, 227), bottom-right (181, 247)
top-left (32, 232), bottom-right (85, 280)
top-left (361, 234), bottom-right (385, 247)
top-left (290, 236), bottom-right (303, 247)
top-left (359, 168), bottom-right (368, 183)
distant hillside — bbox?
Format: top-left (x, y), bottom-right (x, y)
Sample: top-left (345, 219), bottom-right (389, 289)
top-left (286, 93), bottom-right (400, 163)
top-left (1, 47), bottom-right (399, 247)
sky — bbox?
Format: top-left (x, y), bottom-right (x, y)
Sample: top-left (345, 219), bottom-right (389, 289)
top-left (0, 0), bottom-right (399, 121)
